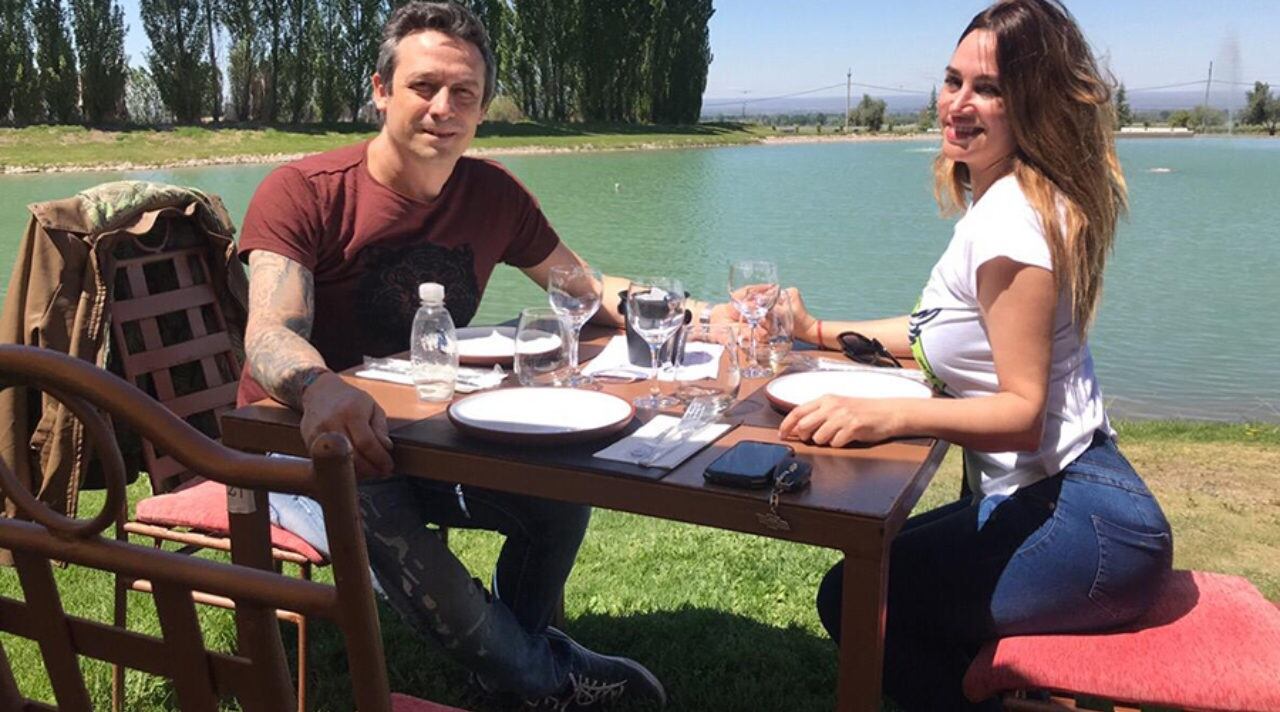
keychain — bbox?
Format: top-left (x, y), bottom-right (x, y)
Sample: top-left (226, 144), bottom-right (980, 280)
top-left (756, 458), bottom-right (812, 531)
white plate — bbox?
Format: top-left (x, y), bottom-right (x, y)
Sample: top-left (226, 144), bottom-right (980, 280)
top-left (764, 370), bottom-right (933, 413)
top-left (457, 326), bottom-right (517, 365)
top-left (448, 388), bottom-right (635, 445)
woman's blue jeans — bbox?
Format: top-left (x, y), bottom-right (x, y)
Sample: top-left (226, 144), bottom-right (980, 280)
top-left (815, 432), bottom-right (1173, 710)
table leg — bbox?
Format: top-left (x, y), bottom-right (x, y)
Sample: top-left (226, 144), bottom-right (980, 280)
top-left (835, 549), bottom-right (889, 712)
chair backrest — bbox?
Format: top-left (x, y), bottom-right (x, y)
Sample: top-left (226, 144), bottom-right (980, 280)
top-left (0, 345), bottom-right (390, 712)
top-left (107, 219), bottom-right (243, 493)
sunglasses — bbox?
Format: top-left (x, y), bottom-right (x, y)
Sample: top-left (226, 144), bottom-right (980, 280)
top-left (837, 331), bottom-right (903, 368)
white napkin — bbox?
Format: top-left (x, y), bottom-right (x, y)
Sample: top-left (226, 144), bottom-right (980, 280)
top-left (354, 357), bottom-right (506, 394)
top-left (581, 335), bottom-right (723, 382)
top-left (593, 414), bottom-right (731, 469)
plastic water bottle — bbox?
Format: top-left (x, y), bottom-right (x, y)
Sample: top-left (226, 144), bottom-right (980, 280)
top-left (410, 282), bottom-right (458, 402)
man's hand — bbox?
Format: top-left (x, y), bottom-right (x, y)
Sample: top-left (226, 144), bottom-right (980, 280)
top-left (299, 372), bottom-right (394, 477)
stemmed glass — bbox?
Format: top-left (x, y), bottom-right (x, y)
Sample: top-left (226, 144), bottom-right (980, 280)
top-left (626, 277), bottom-right (686, 410)
top-left (728, 259), bottom-right (779, 378)
top-left (548, 265), bottom-right (603, 388)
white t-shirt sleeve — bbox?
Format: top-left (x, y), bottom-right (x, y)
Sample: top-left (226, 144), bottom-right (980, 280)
top-left (963, 181), bottom-right (1054, 281)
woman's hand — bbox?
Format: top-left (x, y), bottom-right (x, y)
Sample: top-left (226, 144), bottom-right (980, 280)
top-left (784, 287), bottom-right (820, 345)
top-left (778, 395), bottom-right (904, 447)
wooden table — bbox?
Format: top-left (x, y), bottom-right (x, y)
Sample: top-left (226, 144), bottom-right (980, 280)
top-left (219, 327), bottom-right (948, 712)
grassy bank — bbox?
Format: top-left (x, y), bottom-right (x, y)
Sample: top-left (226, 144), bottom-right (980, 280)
top-left (1, 420), bottom-right (1276, 710)
top-left (0, 122), bottom-right (769, 172)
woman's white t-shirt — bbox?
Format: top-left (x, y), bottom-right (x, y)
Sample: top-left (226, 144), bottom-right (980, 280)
top-left (908, 174), bottom-right (1110, 497)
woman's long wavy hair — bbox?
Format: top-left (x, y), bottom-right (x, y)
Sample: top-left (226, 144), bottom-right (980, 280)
top-left (933, 0), bottom-right (1127, 336)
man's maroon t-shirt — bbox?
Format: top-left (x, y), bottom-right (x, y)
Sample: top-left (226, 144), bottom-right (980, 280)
top-left (236, 141), bottom-right (560, 406)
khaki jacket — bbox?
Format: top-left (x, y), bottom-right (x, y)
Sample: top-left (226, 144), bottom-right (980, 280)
top-left (0, 182), bottom-right (248, 562)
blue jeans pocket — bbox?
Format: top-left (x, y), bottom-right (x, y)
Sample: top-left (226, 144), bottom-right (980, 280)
top-left (1088, 515), bottom-right (1172, 623)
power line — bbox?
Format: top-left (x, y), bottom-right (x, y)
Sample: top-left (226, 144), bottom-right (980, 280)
top-left (703, 82), bottom-right (845, 108)
top-left (851, 81), bottom-right (931, 95)
top-left (1125, 79), bottom-right (1208, 92)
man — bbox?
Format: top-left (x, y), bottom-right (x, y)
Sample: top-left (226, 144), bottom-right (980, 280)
top-left (238, 2), bottom-right (726, 708)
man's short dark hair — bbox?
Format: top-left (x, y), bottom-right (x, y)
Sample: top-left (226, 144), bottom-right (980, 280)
top-left (376, 1), bottom-right (496, 107)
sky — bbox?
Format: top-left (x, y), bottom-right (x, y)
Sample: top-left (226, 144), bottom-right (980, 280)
top-left (117, 0), bottom-right (1280, 106)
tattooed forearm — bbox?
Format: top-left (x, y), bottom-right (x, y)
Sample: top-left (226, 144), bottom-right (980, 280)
top-left (246, 251), bottom-right (327, 409)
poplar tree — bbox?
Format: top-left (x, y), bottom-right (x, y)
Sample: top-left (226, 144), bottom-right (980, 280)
top-left (259, 0), bottom-right (284, 121)
top-left (71, 0), bottom-right (128, 123)
top-left (280, 0), bottom-right (315, 123)
top-left (1114, 83), bottom-right (1132, 128)
top-left (198, 0), bottom-right (221, 121)
top-left (313, 0), bottom-right (343, 121)
top-left (918, 85), bottom-right (937, 130)
top-left (34, 0), bottom-right (80, 123)
top-left (656, 0), bottom-right (712, 124)
top-left (0, 0), bottom-right (29, 122)
top-left (222, 0), bottom-right (258, 120)
top-left (339, 0), bottom-right (383, 122)
top-left (141, 0), bottom-right (208, 123)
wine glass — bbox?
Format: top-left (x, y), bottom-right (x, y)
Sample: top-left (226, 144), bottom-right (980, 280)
top-left (626, 277), bottom-right (686, 410)
top-left (765, 288), bottom-right (795, 373)
top-left (728, 259), bottom-right (779, 378)
top-left (548, 265), bottom-right (603, 387)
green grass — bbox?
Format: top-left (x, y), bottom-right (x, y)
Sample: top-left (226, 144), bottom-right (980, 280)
top-left (2, 421), bottom-right (1276, 710)
top-left (0, 122), bottom-right (767, 170)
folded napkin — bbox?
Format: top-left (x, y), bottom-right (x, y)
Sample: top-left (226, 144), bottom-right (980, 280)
top-left (593, 414), bottom-right (731, 469)
top-left (582, 335), bottom-right (724, 382)
top-left (788, 354), bottom-right (929, 384)
top-left (354, 357), bottom-right (506, 394)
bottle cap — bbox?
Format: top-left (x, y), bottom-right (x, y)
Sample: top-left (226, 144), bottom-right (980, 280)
top-left (418, 282), bottom-right (445, 303)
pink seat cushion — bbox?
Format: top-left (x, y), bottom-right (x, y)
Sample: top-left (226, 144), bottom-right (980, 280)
top-left (964, 570), bottom-right (1280, 711)
top-left (390, 692), bottom-right (471, 711)
top-left (134, 480), bottom-right (326, 564)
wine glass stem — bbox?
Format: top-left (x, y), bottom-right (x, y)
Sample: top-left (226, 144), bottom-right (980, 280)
top-left (567, 325), bottom-right (581, 372)
top-left (648, 343), bottom-right (661, 398)
top-left (746, 317), bottom-right (760, 369)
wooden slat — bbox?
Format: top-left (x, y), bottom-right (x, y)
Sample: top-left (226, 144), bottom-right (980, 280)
top-left (124, 522), bottom-right (314, 565)
top-left (111, 285), bottom-right (216, 323)
top-left (115, 247), bottom-right (204, 269)
top-left (130, 580), bottom-right (306, 624)
top-left (161, 382), bottom-right (239, 419)
top-left (118, 332), bottom-right (233, 377)
top-left (0, 644), bottom-right (26, 711)
top-left (152, 582), bottom-right (220, 712)
top-left (145, 449), bottom-right (188, 484)
top-left (0, 597), bottom-right (257, 687)
top-left (11, 552), bottom-right (92, 710)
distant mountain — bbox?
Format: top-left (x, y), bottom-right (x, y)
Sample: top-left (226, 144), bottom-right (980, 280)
top-left (701, 89), bottom-right (1248, 119)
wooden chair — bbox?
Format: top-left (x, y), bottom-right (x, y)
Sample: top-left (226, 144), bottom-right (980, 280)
top-left (963, 570), bottom-right (1280, 711)
top-left (104, 219), bottom-right (327, 710)
top-left (0, 344), bottom-right (465, 711)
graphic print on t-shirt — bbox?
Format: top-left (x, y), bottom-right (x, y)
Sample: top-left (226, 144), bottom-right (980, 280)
top-left (356, 242), bottom-right (481, 355)
top-left (907, 302), bottom-right (947, 395)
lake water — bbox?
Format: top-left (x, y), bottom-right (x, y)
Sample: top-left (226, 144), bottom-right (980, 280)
top-left (1, 137), bottom-right (1276, 422)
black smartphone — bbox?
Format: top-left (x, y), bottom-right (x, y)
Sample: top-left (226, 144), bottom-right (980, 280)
top-left (703, 441), bottom-right (795, 489)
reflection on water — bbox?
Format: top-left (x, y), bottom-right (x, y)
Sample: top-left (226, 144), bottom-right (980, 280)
top-left (2, 138), bottom-right (1276, 422)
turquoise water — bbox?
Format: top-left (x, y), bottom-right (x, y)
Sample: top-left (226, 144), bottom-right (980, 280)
top-left (2, 138), bottom-right (1276, 422)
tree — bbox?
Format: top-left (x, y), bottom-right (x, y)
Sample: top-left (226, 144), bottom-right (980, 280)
top-left (222, 0), bottom-right (258, 121)
top-left (1243, 81), bottom-right (1278, 135)
top-left (578, 0), bottom-right (650, 121)
top-left (918, 85), bottom-right (937, 130)
top-left (1168, 109), bottom-right (1192, 129)
top-left (71, 0), bottom-right (128, 124)
top-left (850, 93), bottom-right (886, 132)
top-left (0, 0), bottom-right (35, 123)
top-left (278, 0), bottom-right (315, 123)
top-left (141, 0), bottom-right (208, 123)
top-left (125, 65), bottom-right (170, 123)
top-left (338, 0), bottom-right (383, 122)
top-left (34, 0), bottom-right (80, 123)
top-left (648, 0), bottom-right (714, 124)
top-left (312, 0), bottom-right (344, 121)
top-left (1114, 82), bottom-right (1132, 128)
top-left (198, 0), bottom-right (221, 122)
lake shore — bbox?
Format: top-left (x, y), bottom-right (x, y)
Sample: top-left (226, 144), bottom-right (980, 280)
top-left (0, 124), bottom-right (943, 175)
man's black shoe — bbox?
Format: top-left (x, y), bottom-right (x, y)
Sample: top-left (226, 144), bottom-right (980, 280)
top-left (525, 628), bottom-right (666, 710)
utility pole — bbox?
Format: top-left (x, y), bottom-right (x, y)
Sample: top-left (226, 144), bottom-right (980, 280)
top-left (741, 90), bottom-right (750, 120)
top-left (845, 68), bottom-right (852, 132)
top-left (1202, 61), bottom-right (1214, 132)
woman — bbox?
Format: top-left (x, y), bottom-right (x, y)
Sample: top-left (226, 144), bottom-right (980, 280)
top-left (781, 1), bottom-right (1173, 709)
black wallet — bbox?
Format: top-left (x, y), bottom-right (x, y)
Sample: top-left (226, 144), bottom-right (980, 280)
top-left (703, 441), bottom-right (795, 489)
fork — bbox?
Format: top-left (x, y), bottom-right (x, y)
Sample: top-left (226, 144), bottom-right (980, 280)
top-left (637, 396), bottom-right (718, 467)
